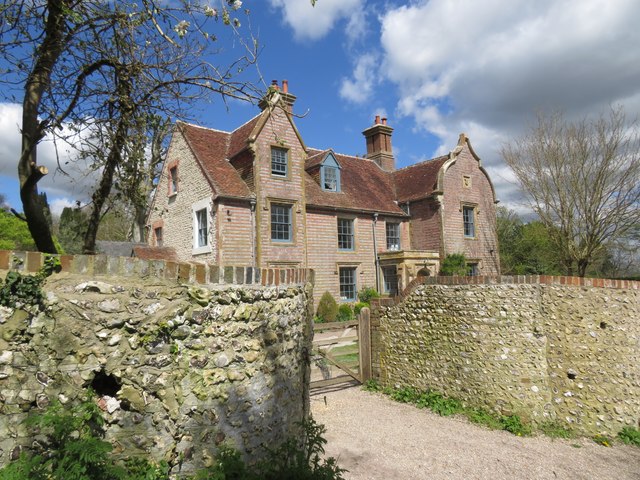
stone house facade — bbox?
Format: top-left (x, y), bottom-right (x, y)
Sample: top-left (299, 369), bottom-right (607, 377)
top-left (146, 81), bottom-right (500, 308)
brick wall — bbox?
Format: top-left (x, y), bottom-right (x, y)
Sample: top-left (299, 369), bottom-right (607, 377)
top-left (406, 198), bottom-right (441, 251)
top-left (253, 106), bottom-right (307, 267)
top-left (218, 199), bottom-right (254, 266)
top-left (441, 144), bottom-right (499, 274)
top-left (147, 131), bottom-right (218, 263)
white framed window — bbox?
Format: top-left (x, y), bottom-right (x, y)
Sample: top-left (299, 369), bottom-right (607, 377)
top-left (337, 218), bottom-right (354, 250)
top-left (382, 265), bottom-right (399, 295)
top-left (339, 267), bottom-right (357, 301)
top-left (386, 222), bottom-right (400, 250)
top-left (271, 147), bottom-right (288, 177)
top-left (271, 203), bottom-right (292, 242)
top-left (192, 198), bottom-right (212, 254)
top-left (463, 205), bottom-right (476, 238)
top-left (320, 153), bottom-right (341, 192)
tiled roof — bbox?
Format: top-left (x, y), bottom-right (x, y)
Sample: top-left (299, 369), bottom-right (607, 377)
top-left (305, 149), bottom-right (405, 215)
top-left (304, 149), bottom-right (330, 170)
top-left (133, 245), bottom-right (178, 262)
top-left (392, 155), bottom-right (449, 203)
top-left (179, 122), bottom-right (252, 199)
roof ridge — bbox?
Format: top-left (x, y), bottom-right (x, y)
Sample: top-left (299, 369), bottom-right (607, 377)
top-left (394, 154), bottom-right (449, 172)
top-left (179, 120), bottom-right (232, 135)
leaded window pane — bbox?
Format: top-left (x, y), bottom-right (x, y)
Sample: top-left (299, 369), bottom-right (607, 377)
top-left (463, 206), bottom-right (475, 238)
top-left (386, 223), bottom-right (400, 250)
top-left (324, 166), bottom-right (338, 191)
top-left (271, 148), bottom-right (288, 176)
top-left (339, 267), bottom-right (356, 301)
top-left (271, 204), bottom-right (292, 241)
top-left (196, 209), bottom-right (208, 247)
top-left (383, 266), bottom-right (399, 295)
top-left (338, 218), bottom-right (354, 250)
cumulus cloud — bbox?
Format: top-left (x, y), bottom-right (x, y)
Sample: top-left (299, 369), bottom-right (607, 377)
top-left (0, 103), bottom-right (97, 211)
top-left (269, 0), bottom-right (363, 41)
top-left (339, 53), bottom-right (378, 103)
top-left (376, 0), bottom-right (640, 208)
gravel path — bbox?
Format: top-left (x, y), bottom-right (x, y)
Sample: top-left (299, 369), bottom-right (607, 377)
top-left (310, 386), bottom-right (640, 480)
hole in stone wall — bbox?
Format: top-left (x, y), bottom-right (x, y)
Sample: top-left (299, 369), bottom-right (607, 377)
top-left (90, 370), bottom-right (121, 397)
top-left (567, 370), bottom-right (577, 380)
top-left (599, 321), bottom-right (607, 330)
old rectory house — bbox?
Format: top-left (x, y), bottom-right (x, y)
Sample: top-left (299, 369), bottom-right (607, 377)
top-left (146, 81), bottom-right (500, 307)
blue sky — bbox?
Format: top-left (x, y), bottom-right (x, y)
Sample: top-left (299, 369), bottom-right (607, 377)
top-left (3, 0), bottom-right (640, 215)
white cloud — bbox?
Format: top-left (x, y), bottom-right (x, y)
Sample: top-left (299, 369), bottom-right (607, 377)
top-left (269, 0), bottom-right (363, 41)
top-left (0, 103), bottom-right (97, 210)
top-left (378, 0), bottom-right (640, 210)
top-left (339, 53), bottom-right (378, 104)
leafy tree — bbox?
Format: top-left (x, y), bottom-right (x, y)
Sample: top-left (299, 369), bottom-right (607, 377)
top-left (439, 253), bottom-right (467, 276)
top-left (0, 210), bottom-right (37, 251)
top-left (1, 1), bottom-right (260, 253)
top-left (58, 205), bottom-right (87, 254)
top-left (502, 107), bottom-right (640, 276)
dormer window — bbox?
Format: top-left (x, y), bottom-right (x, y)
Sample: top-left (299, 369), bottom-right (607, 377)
top-left (320, 153), bottom-right (341, 192)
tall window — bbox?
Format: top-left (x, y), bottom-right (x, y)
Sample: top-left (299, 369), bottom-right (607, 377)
top-left (154, 227), bottom-right (163, 247)
top-left (271, 203), bottom-right (292, 242)
top-left (323, 166), bottom-right (339, 191)
top-left (169, 166), bottom-right (178, 195)
top-left (195, 209), bottom-right (208, 247)
top-left (271, 147), bottom-right (288, 176)
top-left (337, 218), bottom-right (354, 250)
top-left (382, 266), bottom-right (399, 295)
top-left (339, 267), bottom-right (356, 301)
top-left (467, 263), bottom-right (479, 276)
top-left (386, 222), bottom-right (400, 250)
top-left (463, 205), bottom-right (476, 238)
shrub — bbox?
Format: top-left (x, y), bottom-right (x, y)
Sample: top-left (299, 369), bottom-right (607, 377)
top-left (357, 287), bottom-right (379, 304)
top-left (353, 302), bottom-right (369, 315)
top-left (439, 253), bottom-right (467, 276)
top-left (617, 427), bottom-right (640, 447)
top-left (336, 304), bottom-right (354, 322)
top-left (316, 291), bottom-right (338, 323)
top-left (499, 415), bottom-right (531, 436)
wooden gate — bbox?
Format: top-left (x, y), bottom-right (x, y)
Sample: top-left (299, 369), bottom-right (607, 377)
top-left (310, 308), bottom-right (371, 390)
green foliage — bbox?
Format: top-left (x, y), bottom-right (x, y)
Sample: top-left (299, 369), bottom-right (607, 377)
top-left (439, 253), bottom-right (467, 276)
top-left (316, 291), bottom-right (338, 323)
top-left (313, 315), bottom-right (325, 324)
top-left (0, 402), bottom-right (344, 480)
top-left (0, 256), bottom-right (61, 309)
top-left (58, 206), bottom-right (88, 254)
top-left (538, 421), bottom-right (574, 439)
top-left (195, 418), bottom-right (346, 480)
top-left (617, 427), bottom-right (640, 447)
top-left (0, 210), bottom-right (36, 251)
top-left (466, 409), bottom-right (503, 430)
top-left (499, 415), bottom-right (531, 436)
top-left (353, 302), bottom-right (368, 315)
top-left (336, 304), bottom-right (354, 322)
top-left (357, 287), bottom-right (379, 304)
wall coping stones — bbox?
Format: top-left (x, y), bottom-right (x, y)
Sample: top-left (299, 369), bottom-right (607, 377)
top-left (370, 274), bottom-right (640, 308)
top-left (0, 250), bottom-right (313, 288)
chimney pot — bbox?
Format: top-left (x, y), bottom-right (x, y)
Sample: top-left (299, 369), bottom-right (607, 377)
top-left (382, 117), bottom-right (387, 125)
top-left (282, 80), bottom-right (288, 93)
top-left (375, 115), bottom-right (381, 125)
top-left (271, 80), bottom-right (279, 90)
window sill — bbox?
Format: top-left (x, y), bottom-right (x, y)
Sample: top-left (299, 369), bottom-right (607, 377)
top-left (192, 245), bottom-right (212, 255)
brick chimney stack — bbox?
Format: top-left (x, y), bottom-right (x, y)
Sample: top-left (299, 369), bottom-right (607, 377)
top-left (362, 116), bottom-right (395, 171)
top-left (258, 79), bottom-right (296, 114)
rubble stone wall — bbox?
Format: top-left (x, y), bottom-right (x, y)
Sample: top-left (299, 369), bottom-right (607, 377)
top-left (371, 276), bottom-right (639, 435)
top-left (0, 251), bottom-right (313, 476)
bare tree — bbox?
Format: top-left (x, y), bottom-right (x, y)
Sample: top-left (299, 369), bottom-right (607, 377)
top-left (502, 107), bottom-right (640, 276)
top-left (1, 0), bottom-right (260, 253)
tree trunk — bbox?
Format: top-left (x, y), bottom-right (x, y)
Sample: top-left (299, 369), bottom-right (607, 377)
top-left (19, 1), bottom-right (68, 253)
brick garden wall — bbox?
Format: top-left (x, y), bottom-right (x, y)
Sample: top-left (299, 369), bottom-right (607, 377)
top-left (371, 275), bottom-right (640, 435)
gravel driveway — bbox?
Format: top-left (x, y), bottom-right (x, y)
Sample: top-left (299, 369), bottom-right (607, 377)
top-left (310, 386), bottom-right (640, 480)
